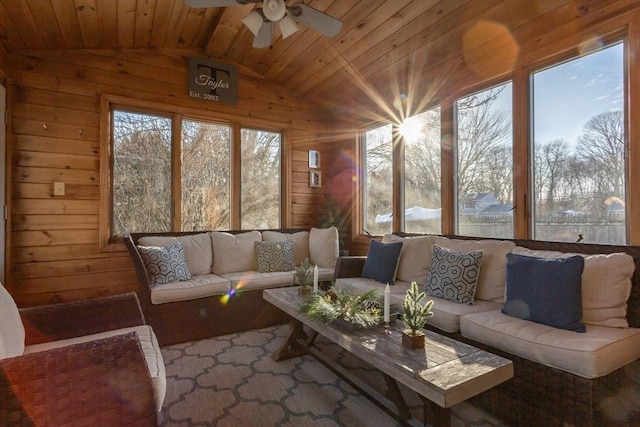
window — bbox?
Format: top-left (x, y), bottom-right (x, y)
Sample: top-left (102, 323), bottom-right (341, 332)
top-left (531, 43), bottom-right (625, 244)
top-left (181, 120), bottom-right (231, 231)
top-left (108, 104), bottom-right (282, 240)
top-left (456, 83), bottom-right (514, 238)
top-left (363, 124), bottom-right (393, 235)
top-left (402, 107), bottom-right (442, 234)
top-left (240, 128), bottom-right (281, 229)
top-left (112, 110), bottom-right (172, 236)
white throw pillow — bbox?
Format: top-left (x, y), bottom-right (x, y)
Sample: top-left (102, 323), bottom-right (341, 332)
top-left (139, 234), bottom-right (213, 275)
top-left (382, 234), bottom-right (437, 285)
top-left (262, 231), bottom-right (310, 266)
top-left (211, 231), bottom-right (262, 274)
top-left (309, 227), bottom-right (339, 269)
top-left (434, 237), bottom-right (515, 303)
top-left (512, 246), bottom-right (634, 328)
top-left (0, 283), bottom-right (25, 359)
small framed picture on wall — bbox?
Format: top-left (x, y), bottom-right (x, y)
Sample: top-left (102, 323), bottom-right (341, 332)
top-left (308, 150), bottom-right (320, 168)
top-left (310, 171), bottom-right (322, 188)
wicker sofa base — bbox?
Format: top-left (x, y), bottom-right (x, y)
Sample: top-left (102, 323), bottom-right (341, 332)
top-left (143, 288), bottom-right (290, 346)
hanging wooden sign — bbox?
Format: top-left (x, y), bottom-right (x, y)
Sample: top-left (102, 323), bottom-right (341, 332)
top-left (188, 57), bottom-right (238, 104)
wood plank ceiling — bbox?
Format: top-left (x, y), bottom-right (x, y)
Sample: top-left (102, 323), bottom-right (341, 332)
top-left (0, 0), bottom-right (630, 119)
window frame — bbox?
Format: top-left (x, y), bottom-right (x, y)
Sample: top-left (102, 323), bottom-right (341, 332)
top-left (356, 25), bottom-right (639, 244)
top-left (99, 94), bottom-right (289, 250)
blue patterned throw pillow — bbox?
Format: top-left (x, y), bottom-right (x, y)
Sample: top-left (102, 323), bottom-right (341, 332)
top-left (256, 240), bottom-right (296, 273)
top-left (137, 242), bottom-right (192, 287)
top-left (424, 244), bottom-right (483, 305)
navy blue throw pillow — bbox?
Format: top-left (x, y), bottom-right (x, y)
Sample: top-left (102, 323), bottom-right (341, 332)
top-left (361, 240), bottom-right (403, 285)
top-left (503, 253), bottom-right (585, 332)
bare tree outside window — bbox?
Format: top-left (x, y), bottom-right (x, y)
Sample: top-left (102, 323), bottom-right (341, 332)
top-left (364, 124), bottom-right (393, 235)
top-left (403, 107), bottom-right (442, 233)
top-left (456, 83), bottom-right (514, 238)
top-left (532, 42), bottom-right (625, 244)
top-left (112, 110), bottom-right (172, 237)
top-left (241, 128), bottom-right (281, 229)
top-left (182, 120), bottom-right (231, 231)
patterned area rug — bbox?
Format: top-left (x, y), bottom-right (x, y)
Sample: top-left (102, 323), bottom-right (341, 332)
top-left (159, 325), bottom-right (507, 426)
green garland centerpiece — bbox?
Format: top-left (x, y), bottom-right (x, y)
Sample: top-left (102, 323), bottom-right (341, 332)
top-left (301, 286), bottom-right (382, 329)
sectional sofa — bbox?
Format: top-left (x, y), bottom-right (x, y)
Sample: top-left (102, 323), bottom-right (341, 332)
top-left (334, 233), bottom-right (640, 426)
top-left (125, 227), bottom-right (339, 345)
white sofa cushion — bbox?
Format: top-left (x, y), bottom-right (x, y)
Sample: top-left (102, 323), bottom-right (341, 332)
top-left (381, 234), bottom-right (437, 284)
top-left (434, 237), bottom-right (515, 303)
top-left (512, 247), bottom-right (634, 328)
top-left (309, 227), bottom-right (339, 269)
top-left (24, 325), bottom-right (166, 411)
top-left (220, 271), bottom-right (294, 292)
top-left (262, 230), bottom-right (310, 266)
top-left (0, 283), bottom-right (25, 359)
top-left (461, 310), bottom-right (640, 379)
top-left (139, 233), bottom-right (213, 275)
top-left (150, 274), bottom-right (230, 305)
top-left (211, 231), bottom-right (262, 274)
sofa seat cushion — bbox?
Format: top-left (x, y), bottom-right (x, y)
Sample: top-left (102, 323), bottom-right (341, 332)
top-left (24, 325), bottom-right (166, 411)
top-left (220, 271), bottom-right (295, 291)
top-left (461, 310), bottom-right (640, 379)
top-left (151, 274), bottom-right (230, 305)
top-left (335, 277), bottom-right (409, 303)
top-left (317, 266), bottom-right (335, 282)
top-left (426, 296), bottom-right (502, 333)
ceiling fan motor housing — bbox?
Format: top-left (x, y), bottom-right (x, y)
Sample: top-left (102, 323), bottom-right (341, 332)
top-left (262, 0), bottom-right (286, 22)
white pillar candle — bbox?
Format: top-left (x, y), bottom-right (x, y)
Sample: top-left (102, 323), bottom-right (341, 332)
top-left (384, 283), bottom-right (390, 322)
top-left (313, 265), bottom-right (319, 293)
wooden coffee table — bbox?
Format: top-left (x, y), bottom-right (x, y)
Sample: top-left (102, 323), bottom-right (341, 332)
top-left (263, 287), bottom-right (513, 427)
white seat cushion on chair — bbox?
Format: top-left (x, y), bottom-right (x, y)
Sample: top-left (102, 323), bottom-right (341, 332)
top-left (24, 325), bottom-right (166, 411)
top-left (0, 282), bottom-right (25, 359)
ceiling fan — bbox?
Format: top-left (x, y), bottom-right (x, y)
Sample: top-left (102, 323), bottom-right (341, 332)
top-left (186, 0), bottom-right (343, 48)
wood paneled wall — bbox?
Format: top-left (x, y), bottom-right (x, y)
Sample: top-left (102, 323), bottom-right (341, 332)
top-left (5, 49), bottom-right (335, 306)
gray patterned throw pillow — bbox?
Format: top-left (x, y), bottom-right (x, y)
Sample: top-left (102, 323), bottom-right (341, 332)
top-left (138, 242), bottom-right (192, 287)
top-left (256, 240), bottom-right (295, 273)
top-left (424, 244), bottom-right (483, 305)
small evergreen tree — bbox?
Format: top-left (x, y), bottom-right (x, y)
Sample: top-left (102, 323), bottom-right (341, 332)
top-left (295, 258), bottom-right (314, 288)
top-left (402, 282), bottom-right (434, 336)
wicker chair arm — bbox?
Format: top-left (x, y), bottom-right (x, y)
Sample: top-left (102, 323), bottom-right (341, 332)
top-left (20, 292), bottom-right (146, 345)
top-left (334, 256), bottom-right (367, 279)
top-left (0, 332), bottom-right (156, 426)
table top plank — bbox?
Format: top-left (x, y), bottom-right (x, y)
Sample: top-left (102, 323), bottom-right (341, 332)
top-left (263, 287), bottom-right (513, 408)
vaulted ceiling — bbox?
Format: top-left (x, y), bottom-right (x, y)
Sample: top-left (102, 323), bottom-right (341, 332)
top-left (0, 0), bottom-right (631, 118)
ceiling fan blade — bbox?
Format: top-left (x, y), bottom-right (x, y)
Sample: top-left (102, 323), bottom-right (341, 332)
top-left (253, 20), bottom-right (274, 48)
top-left (185, 0), bottom-right (258, 7)
top-left (289, 4), bottom-right (343, 37)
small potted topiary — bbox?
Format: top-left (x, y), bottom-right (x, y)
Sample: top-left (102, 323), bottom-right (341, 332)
top-left (401, 281), bottom-right (434, 349)
top-left (295, 258), bottom-right (314, 296)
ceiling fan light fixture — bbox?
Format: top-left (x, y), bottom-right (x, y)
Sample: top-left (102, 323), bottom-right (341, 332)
top-left (241, 10), bottom-right (263, 36)
top-left (279, 15), bottom-right (299, 39)
top-left (262, 0), bottom-right (286, 22)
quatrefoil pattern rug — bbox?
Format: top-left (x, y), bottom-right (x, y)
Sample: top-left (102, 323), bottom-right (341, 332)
top-left (159, 324), bottom-right (506, 426)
